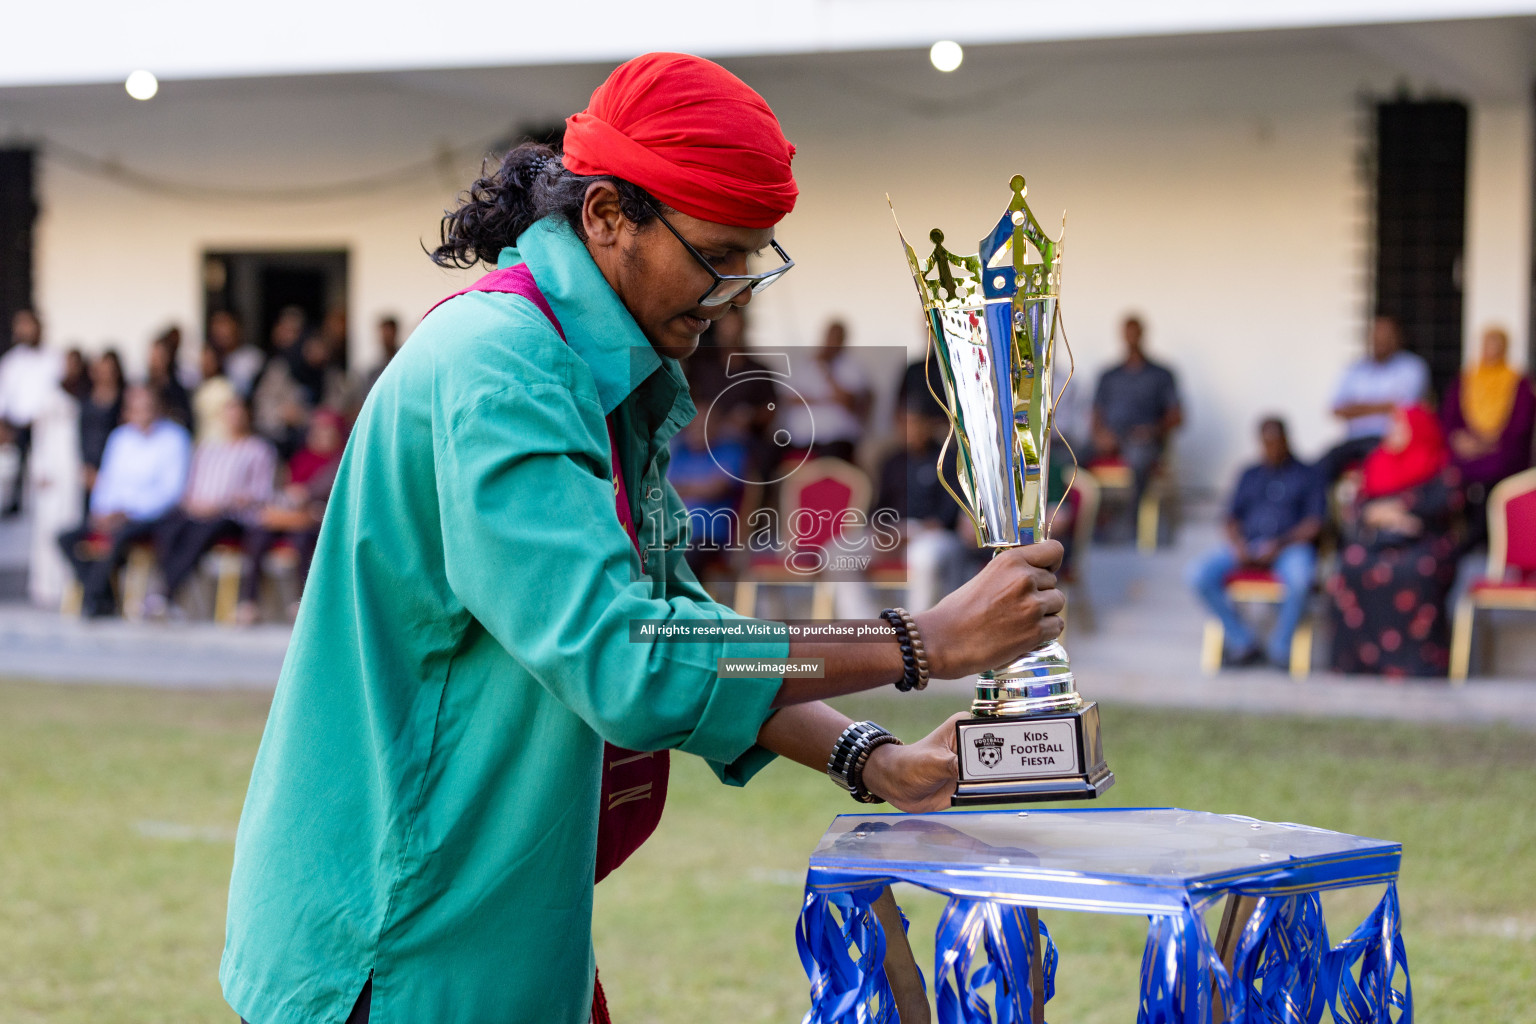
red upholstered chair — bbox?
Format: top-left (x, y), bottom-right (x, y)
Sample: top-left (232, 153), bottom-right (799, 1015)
top-left (1449, 467), bottom-right (1536, 681)
top-left (732, 458), bottom-right (871, 620)
top-left (1199, 567), bottom-right (1316, 681)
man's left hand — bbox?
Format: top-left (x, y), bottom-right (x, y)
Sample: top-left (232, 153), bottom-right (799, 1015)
top-left (862, 714), bottom-right (963, 813)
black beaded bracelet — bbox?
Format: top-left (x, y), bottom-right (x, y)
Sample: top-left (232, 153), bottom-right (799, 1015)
top-left (880, 607), bottom-right (931, 692)
top-left (826, 720), bottom-right (902, 803)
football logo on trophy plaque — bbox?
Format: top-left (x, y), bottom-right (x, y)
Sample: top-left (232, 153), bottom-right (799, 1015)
top-left (893, 175), bottom-right (1114, 805)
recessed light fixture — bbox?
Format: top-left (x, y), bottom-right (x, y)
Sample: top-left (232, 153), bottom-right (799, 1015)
top-left (929, 41), bottom-right (964, 73)
top-left (125, 70), bottom-right (159, 101)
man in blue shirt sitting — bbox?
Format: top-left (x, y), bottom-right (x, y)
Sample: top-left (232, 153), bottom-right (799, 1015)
top-left (1187, 417), bottom-right (1325, 668)
top-left (1091, 315), bottom-right (1183, 508)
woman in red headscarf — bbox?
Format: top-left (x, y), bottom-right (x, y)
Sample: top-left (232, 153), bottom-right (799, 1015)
top-left (1327, 405), bottom-right (1465, 676)
top-left (222, 53), bottom-right (1067, 1024)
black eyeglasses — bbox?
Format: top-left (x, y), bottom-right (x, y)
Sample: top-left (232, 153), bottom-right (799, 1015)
top-left (645, 200), bottom-right (794, 307)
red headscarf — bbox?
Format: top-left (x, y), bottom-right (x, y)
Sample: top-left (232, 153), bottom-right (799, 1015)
top-left (562, 52), bottom-right (798, 229)
top-left (1359, 405), bottom-right (1448, 499)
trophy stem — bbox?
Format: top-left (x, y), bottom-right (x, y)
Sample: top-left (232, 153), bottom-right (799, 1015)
top-left (971, 638), bottom-right (1083, 717)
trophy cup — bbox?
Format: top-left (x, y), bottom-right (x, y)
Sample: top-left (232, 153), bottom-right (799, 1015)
top-left (894, 175), bottom-right (1114, 805)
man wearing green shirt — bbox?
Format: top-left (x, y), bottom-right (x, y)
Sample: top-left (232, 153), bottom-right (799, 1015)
top-left (223, 54), bottom-right (1066, 1024)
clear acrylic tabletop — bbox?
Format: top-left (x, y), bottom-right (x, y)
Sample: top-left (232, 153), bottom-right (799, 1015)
top-left (806, 807), bottom-right (1402, 914)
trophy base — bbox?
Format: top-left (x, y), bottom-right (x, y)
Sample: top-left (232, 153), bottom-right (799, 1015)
top-left (951, 702), bottom-right (1114, 806)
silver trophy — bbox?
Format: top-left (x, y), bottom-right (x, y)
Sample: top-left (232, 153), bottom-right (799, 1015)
top-left (894, 175), bottom-right (1113, 805)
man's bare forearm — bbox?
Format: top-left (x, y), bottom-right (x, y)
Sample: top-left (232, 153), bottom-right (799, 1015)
top-left (772, 626), bottom-right (904, 707)
top-left (757, 701), bottom-right (854, 770)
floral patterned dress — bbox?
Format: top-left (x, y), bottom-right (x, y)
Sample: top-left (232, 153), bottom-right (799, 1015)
top-left (1327, 468), bottom-right (1464, 677)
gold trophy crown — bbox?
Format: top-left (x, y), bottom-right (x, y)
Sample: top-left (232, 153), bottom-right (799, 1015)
top-left (894, 174), bottom-right (1063, 551)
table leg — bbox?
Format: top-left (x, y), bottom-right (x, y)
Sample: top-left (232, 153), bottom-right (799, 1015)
top-left (1026, 908), bottom-right (1045, 1024)
top-left (1212, 894), bottom-right (1259, 1022)
top-left (871, 886), bottom-right (931, 1024)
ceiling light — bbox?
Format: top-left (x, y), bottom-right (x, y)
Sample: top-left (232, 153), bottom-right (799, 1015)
top-left (125, 70), bottom-right (159, 101)
top-left (929, 41), bottom-right (964, 73)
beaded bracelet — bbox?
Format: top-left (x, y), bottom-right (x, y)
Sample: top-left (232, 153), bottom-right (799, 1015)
top-left (880, 606), bottom-right (931, 692)
top-left (826, 720), bottom-right (902, 803)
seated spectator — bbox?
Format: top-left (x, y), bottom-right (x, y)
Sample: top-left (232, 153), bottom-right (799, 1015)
top-left (895, 346), bottom-right (943, 422)
top-left (1440, 325), bottom-right (1535, 547)
top-left (873, 397), bottom-right (965, 611)
top-left (1090, 315), bottom-right (1182, 508)
top-left (1187, 418), bottom-right (1324, 668)
top-left (773, 320), bottom-right (871, 465)
top-left (1317, 315), bottom-right (1428, 481)
top-left (208, 311), bottom-right (264, 398)
top-left (252, 309), bottom-right (312, 460)
top-left (290, 331), bottom-right (347, 413)
top-left (1043, 454), bottom-right (1079, 571)
top-left (236, 409), bottom-right (345, 625)
top-left (58, 386), bottom-right (191, 617)
top-left (148, 327), bottom-right (193, 429)
top-left (668, 405), bottom-right (747, 576)
top-left (686, 307), bottom-right (779, 480)
top-left (193, 345), bottom-right (237, 443)
top-left (145, 397), bottom-right (275, 617)
top-left (1327, 406), bottom-right (1463, 677)
top-left (834, 397), bottom-right (966, 620)
top-left (78, 350), bottom-right (124, 501)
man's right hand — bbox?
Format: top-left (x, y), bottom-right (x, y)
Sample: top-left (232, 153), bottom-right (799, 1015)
top-left (1449, 429), bottom-right (1489, 461)
top-left (1092, 425), bottom-right (1119, 455)
top-left (89, 512), bottom-right (127, 533)
top-left (1246, 539), bottom-right (1280, 567)
top-left (913, 540), bottom-right (1065, 679)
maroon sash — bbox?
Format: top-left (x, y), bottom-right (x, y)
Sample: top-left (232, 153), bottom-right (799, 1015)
top-left (431, 266), bottom-right (669, 1020)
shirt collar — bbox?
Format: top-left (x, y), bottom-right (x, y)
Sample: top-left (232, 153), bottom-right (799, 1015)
top-left (498, 216), bottom-right (691, 422)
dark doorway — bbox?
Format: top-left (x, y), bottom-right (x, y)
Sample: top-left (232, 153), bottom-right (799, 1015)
top-left (203, 250), bottom-right (349, 369)
top-left (0, 148), bottom-right (37, 353)
top-left (1372, 99), bottom-right (1468, 401)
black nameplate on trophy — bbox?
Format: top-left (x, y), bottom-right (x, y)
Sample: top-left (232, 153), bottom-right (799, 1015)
top-left (952, 702), bottom-right (1115, 806)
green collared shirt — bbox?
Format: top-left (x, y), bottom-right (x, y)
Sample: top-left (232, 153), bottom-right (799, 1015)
top-left (222, 216), bottom-right (788, 1024)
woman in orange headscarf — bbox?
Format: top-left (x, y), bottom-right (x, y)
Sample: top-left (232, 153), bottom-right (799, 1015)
top-left (1328, 406), bottom-right (1465, 676)
top-left (1440, 325), bottom-right (1535, 546)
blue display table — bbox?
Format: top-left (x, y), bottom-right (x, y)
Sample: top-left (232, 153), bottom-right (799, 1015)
top-left (798, 808), bottom-right (1410, 1024)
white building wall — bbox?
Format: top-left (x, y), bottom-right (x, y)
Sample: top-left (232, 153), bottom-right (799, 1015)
top-left (1463, 101), bottom-right (1533, 368)
top-left (748, 41), bottom-right (1379, 489)
top-left (34, 162), bottom-right (482, 379)
top-left (11, 31), bottom-right (1529, 489)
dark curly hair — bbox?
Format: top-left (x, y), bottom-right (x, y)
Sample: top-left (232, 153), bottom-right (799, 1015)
top-left (431, 142), bottom-right (659, 269)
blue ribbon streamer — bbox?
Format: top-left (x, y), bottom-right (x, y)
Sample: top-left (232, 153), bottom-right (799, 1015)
top-left (933, 897), bottom-right (1058, 1024)
top-left (798, 877), bottom-right (1409, 1024)
top-left (1221, 884), bottom-right (1411, 1024)
top-left (1228, 893), bottom-right (1331, 1023)
top-left (797, 886), bottom-right (898, 1024)
top-left (1136, 900), bottom-right (1232, 1024)
top-left (1322, 884), bottom-right (1412, 1024)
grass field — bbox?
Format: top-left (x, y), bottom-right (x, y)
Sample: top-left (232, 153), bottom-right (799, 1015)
top-left (1, 679), bottom-right (1532, 1023)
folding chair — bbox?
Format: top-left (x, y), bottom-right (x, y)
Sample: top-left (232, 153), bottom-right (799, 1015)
top-left (1449, 467), bottom-right (1536, 681)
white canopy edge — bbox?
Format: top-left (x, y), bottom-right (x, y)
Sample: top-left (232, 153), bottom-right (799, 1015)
top-left (5, 0), bottom-right (1536, 88)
